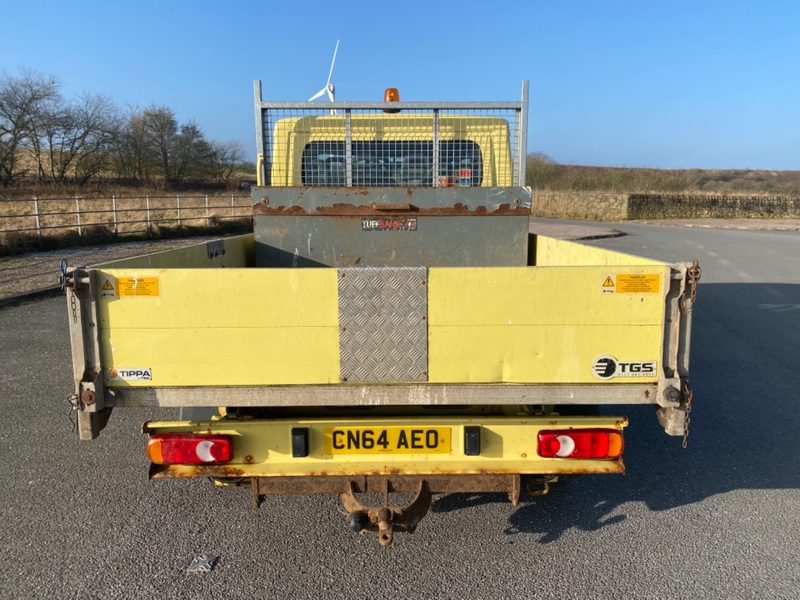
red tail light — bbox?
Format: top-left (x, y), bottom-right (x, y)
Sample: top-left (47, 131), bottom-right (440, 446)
top-left (537, 429), bottom-right (624, 459)
top-left (147, 434), bottom-right (233, 465)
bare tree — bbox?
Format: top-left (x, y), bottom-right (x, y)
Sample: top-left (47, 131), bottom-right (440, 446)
top-left (111, 108), bottom-right (155, 182)
top-left (0, 69), bottom-right (60, 184)
top-left (2, 67), bottom-right (247, 189)
top-left (142, 105), bottom-right (178, 184)
top-left (29, 94), bottom-right (69, 181)
top-left (172, 120), bottom-right (211, 182)
top-left (68, 94), bottom-right (120, 184)
top-left (28, 93), bottom-right (113, 183)
top-left (137, 107), bottom-right (212, 185)
top-left (207, 140), bottom-right (245, 184)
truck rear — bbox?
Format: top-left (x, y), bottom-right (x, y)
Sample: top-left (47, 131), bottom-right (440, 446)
top-left (63, 81), bottom-right (699, 545)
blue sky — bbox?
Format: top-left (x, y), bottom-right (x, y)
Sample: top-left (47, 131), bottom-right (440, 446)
top-left (2, 0), bottom-right (799, 169)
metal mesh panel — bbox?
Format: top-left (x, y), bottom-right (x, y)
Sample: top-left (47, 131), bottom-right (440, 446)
top-left (255, 90), bottom-right (527, 188)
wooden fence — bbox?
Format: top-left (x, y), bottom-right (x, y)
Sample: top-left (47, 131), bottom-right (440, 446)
top-left (0, 194), bottom-right (252, 242)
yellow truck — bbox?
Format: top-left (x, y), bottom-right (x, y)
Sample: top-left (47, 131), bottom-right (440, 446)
top-left (63, 81), bottom-right (700, 545)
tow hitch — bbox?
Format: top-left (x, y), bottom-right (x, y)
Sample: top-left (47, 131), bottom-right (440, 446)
top-left (248, 473), bottom-right (561, 546)
top-left (341, 480), bottom-right (432, 547)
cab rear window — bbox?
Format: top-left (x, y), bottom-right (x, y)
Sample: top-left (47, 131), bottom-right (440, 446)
top-left (301, 140), bottom-right (483, 187)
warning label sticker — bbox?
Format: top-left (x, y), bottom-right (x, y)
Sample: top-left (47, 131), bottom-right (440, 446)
top-left (601, 274), bottom-right (661, 294)
top-left (100, 277), bottom-right (116, 298)
top-left (117, 277), bottom-right (160, 297)
top-left (601, 276), bottom-right (615, 294)
top-left (616, 274), bottom-right (660, 294)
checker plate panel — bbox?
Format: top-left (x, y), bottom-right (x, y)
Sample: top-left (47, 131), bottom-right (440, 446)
top-left (338, 267), bottom-right (428, 382)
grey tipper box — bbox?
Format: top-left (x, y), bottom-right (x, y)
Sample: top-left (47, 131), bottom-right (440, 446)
top-left (252, 186), bottom-right (532, 268)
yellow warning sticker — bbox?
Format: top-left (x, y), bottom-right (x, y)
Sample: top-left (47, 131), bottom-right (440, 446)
top-left (99, 277), bottom-right (117, 298)
top-left (615, 274), bottom-right (661, 294)
top-left (117, 277), bottom-right (160, 297)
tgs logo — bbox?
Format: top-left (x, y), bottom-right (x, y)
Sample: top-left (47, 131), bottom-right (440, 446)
top-left (592, 355), bottom-right (656, 380)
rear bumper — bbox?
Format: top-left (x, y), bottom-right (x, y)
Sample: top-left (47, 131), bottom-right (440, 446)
top-left (143, 415), bottom-right (628, 480)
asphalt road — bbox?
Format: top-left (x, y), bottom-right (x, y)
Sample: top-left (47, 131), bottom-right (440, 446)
top-left (2, 223), bottom-right (799, 599)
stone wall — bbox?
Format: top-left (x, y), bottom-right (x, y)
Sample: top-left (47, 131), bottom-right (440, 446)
top-left (531, 191), bottom-right (800, 221)
top-left (531, 190), bottom-right (629, 221)
top-left (627, 194), bottom-right (800, 219)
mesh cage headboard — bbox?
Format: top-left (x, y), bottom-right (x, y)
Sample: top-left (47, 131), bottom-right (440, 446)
top-left (253, 81), bottom-right (529, 189)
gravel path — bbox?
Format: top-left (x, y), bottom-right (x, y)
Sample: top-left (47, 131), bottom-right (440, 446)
top-left (0, 236), bottom-right (220, 303)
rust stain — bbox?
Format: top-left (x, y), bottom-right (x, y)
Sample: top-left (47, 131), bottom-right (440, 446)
top-left (255, 473), bottom-right (540, 495)
top-left (151, 465), bottom-right (248, 479)
top-left (252, 202), bottom-right (528, 217)
top-left (150, 456), bottom-right (624, 481)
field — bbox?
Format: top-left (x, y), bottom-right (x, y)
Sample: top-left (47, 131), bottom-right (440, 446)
top-left (3, 162), bottom-right (800, 255)
top-left (526, 157), bottom-right (800, 195)
top-left (0, 192), bottom-right (252, 255)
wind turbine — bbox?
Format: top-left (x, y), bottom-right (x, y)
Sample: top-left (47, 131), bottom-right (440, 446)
top-left (309, 40), bottom-right (339, 113)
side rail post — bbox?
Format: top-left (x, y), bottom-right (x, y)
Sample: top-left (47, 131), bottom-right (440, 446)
top-left (64, 267), bottom-right (110, 440)
top-left (657, 260), bottom-right (700, 441)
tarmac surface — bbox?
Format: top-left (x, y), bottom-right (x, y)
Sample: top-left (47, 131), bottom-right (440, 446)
top-left (0, 236), bottom-right (219, 305)
top-left (635, 217), bottom-right (800, 231)
top-left (1, 218), bottom-right (798, 304)
top-left (2, 223), bottom-right (798, 598)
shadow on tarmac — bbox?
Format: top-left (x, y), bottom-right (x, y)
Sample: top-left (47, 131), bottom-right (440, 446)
top-left (432, 283), bottom-right (800, 543)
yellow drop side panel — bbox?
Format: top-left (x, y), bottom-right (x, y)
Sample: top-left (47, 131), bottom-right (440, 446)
top-left (427, 265), bottom-right (669, 383)
top-left (97, 268), bottom-right (339, 386)
top-left (95, 234), bottom-right (254, 269)
top-left (98, 260), bottom-right (670, 387)
top-left (535, 236), bottom-right (665, 267)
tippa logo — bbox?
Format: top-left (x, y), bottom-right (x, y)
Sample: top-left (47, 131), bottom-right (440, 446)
top-left (107, 368), bottom-right (152, 381)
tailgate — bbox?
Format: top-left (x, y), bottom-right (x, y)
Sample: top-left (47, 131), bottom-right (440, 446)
top-left (64, 235), bottom-right (696, 438)
top-left (93, 262), bottom-right (671, 386)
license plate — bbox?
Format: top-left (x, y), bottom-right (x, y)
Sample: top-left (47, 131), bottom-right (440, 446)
top-left (322, 426), bottom-right (451, 455)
